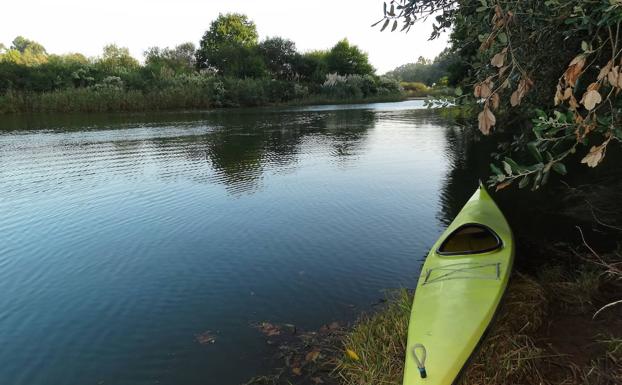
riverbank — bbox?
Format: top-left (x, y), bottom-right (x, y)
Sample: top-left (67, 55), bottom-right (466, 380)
top-left (243, 182), bottom-right (622, 385)
top-left (0, 87), bottom-right (406, 114)
top-left (244, 256), bottom-right (621, 385)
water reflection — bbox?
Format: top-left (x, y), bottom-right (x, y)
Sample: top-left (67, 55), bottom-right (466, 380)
top-left (0, 100), bottom-right (458, 385)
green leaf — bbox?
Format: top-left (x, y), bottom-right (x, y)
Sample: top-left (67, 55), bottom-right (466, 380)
top-left (552, 162), bottom-right (567, 175)
top-left (519, 175), bottom-right (530, 189)
top-left (490, 163), bottom-right (503, 176)
top-left (581, 41), bottom-right (589, 52)
top-left (502, 161), bottom-right (513, 175)
top-left (381, 19), bottom-right (390, 31)
top-left (497, 32), bottom-right (508, 44)
top-left (527, 142), bottom-right (543, 162)
top-left (476, 6), bottom-right (488, 12)
top-left (503, 157), bottom-right (521, 172)
top-left (454, 87), bottom-right (463, 96)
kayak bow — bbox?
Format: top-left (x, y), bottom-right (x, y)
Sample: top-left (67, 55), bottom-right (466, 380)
top-left (403, 183), bottom-right (514, 385)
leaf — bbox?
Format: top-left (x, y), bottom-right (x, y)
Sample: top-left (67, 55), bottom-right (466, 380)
top-left (305, 349), bottom-right (321, 363)
top-left (311, 377), bottom-right (324, 384)
top-left (563, 54), bottom-right (586, 86)
top-left (195, 331), bottom-right (216, 345)
top-left (581, 142), bottom-right (608, 167)
top-left (391, 20), bottom-right (398, 32)
top-left (491, 93), bottom-right (500, 110)
top-left (478, 106), bottom-right (496, 135)
top-left (581, 41), bottom-right (589, 52)
top-left (346, 349), bottom-right (360, 361)
top-left (552, 162), bottom-right (567, 175)
top-left (496, 180), bottom-right (512, 191)
top-left (581, 89), bottom-right (602, 110)
top-left (497, 32), bottom-right (508, 44)
top-left (490, 163), bottom-right (503, 176)
top-left (490, 48), bottom-right (506, 68)
top-left (502, 161), bottom-right (512, 175)
top-left (519, 175), bottom-right (530, 189)
top-left (527, 142), bottom-right (543, 162)
top-left (292, 367), bottom-right (302, 376)
top-left (371, 18), bottom-right (386, 27)
top-left (597, 60), bottom-right (613, 80)
top-left (380, 19), bottom-right (390, 31)
top-left (455, 87), bottom-right (463, 96)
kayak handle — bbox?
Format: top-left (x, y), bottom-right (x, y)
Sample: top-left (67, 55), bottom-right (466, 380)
top-left (412, 343), bottom-right (427, 379)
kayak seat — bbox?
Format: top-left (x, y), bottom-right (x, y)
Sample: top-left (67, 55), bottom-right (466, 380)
top-left (437, 224), bottom-right (501, 256)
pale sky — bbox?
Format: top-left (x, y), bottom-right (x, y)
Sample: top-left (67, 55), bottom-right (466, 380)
top-left (0, 0), bottom-right (448, 74)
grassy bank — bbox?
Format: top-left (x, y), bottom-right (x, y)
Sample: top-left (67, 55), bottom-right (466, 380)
top-left (337, 261), bottom-right (621, 385)
top-left (244, 246), bottom-right (621, 385)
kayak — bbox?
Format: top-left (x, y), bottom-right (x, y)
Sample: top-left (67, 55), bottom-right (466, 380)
top-left (403, 183), bottom-right (514, 385)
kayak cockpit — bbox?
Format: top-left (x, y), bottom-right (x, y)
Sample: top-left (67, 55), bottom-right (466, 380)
top-left (437, 223), bottom-right (502, 256)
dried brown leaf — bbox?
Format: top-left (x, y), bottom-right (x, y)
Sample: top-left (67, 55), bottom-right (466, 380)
top-left (478, 106), bottom-right (496, 135)
top-left (564, 55), bottom-right (586, 86)
top-left (598, 60), bottom-right (613, 81)
top-left (491, 48), bottom-right (507, 68)
top-left (581, 142), bottom-right (608, 167)
top-left (496, 180), bottom-right (512, 191)
top-left (581, 89), bottom-right (602, 110)
top-left (305, 349), bottom-right (321, 363)
top-left (491, 93), bottom-right (500, 110)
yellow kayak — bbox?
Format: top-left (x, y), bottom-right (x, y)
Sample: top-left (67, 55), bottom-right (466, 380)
top-left (403, 183), bottom-right (514, 385)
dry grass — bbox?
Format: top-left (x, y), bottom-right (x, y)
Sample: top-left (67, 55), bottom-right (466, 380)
top-left (334, 275), bottom-right (552, 385)
top-left (333, 289), bottom-right (413, 385)
top-left (457, 274), bottom-right (549, 385)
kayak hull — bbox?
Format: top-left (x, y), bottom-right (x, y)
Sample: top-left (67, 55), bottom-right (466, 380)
top-left (403, 185), bottom-right (514, 385)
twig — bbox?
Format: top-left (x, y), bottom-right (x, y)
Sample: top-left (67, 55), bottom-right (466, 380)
top-left (593, 299), bottom-right (622, 320)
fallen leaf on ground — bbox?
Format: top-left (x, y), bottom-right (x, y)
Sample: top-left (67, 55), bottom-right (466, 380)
top-left (258, 322), bottom-right (281, 336)
top-left (291, 367), bottom-right (302, 376)
top-left (305, 349), bottom-right (321, 363)
top-left (346, 348), bottom-right (360, 361)
top-left (311, 377), bottom-right (324, 384)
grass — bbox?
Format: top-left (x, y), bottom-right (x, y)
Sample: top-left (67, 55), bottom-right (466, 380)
top-left (334, 289), bottom-right (412, 385)
top-left (331, 266), bottom-right (621, 385)
top-left (0, 87), bottom-right (405, 114)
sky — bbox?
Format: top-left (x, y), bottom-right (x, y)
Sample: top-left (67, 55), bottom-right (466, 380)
top-left (0, 0), bottom-right (449, 74)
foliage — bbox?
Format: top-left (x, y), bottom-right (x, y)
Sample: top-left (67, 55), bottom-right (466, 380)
top-left (375, 0), bottom-right (622, 190)
top-left (144, 42), bottom-right (196, 75)
top-left (385, 50), bottom-right (460, 86)
top-left (0, 13), bottom-right (402, 113)
top-left (258, 37), bottom-right (298, 80)
top-left (196, 13), bottom-right (259, 71)
top-left (325, 39), bottom-right (375, 76)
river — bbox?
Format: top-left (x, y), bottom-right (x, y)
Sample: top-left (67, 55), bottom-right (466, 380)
top-left (0, 100), bottom-right (483, 385)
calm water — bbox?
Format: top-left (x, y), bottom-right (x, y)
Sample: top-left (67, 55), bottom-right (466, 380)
top-left (0, 100), bottom-right (477, 385)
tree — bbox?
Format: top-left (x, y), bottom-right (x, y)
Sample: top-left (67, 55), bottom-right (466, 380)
top-left (97, 44), bottom-right (139, 74)
top-left (325, 39), bottom-right (374, 76)
top-left (375, 0), bottom-right (622, 190)
top-left (145, 42), bottom-right (196, 75)
top-left (258, 37), bottom-right (298, 80)
top-left (293, 50), bottom-right (329, 84)
top-left (1, 36), bottom-right (48, 66)
top-left (11, 36), bottom-right (47, 55)
top-left (196, 13), bottom-right (259, 71)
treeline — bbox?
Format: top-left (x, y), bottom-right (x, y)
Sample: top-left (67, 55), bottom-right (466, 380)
top-left (0, 13), bottom-right (401, 113)
top-left (383, 49), bottom-right (461, 97)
